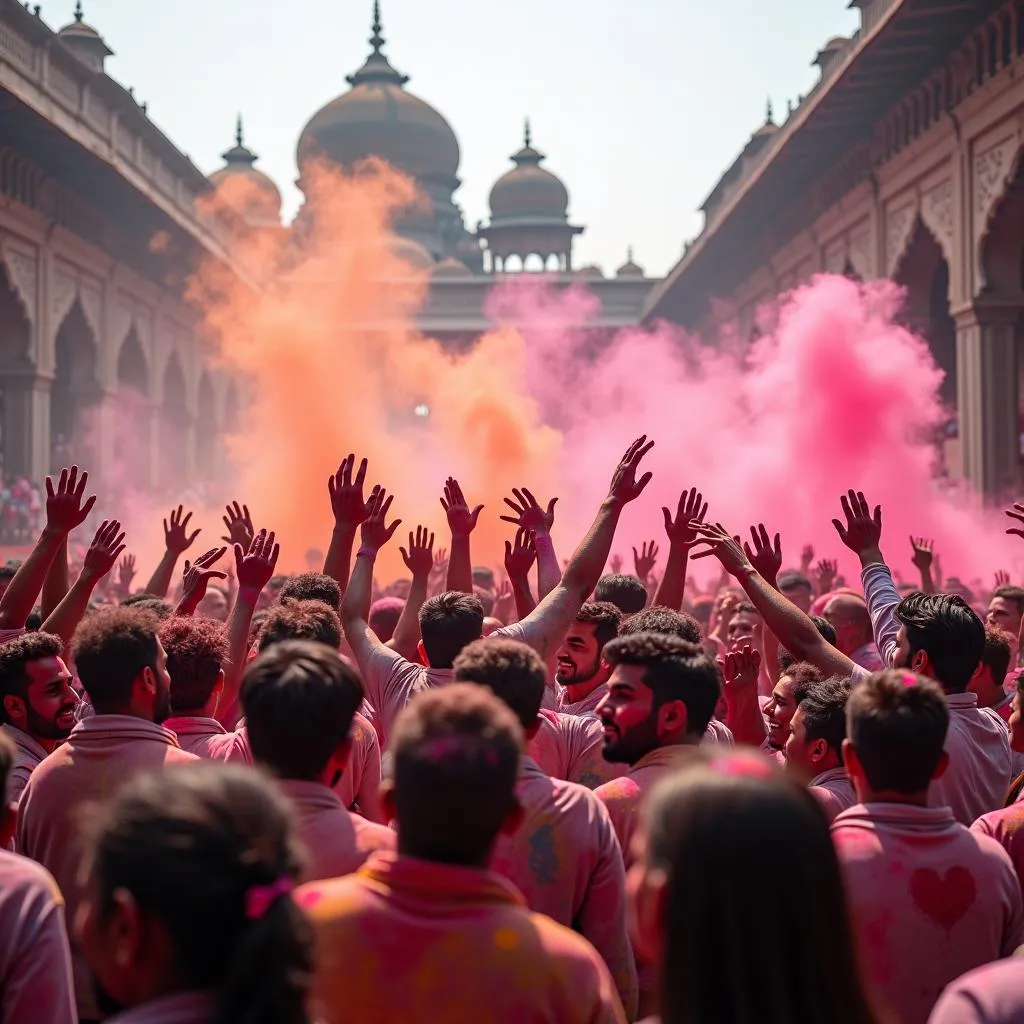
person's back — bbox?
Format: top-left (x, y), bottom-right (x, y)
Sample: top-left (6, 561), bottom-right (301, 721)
top-left (928, 959), bottom-right (1024, 1024)
top-left (972, 801), bottom-right (1024, 895)
top-left (833, 671), bottom-right (1024, 1024)
top-left (0, 731), bottom-right (75, 1024)
top-left (300, 684), bottom-right (626, 1024)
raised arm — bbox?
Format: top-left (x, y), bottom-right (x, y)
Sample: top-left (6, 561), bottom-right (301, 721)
top-left (720, 645), bottom-right (767, 747)
top-left (40, 536), bottom-right (70, 620)
top-left (910, 536), bottom-right (936, 595)
top-left (504, 527), bottom-right (537, 619)
top-left (389, 526), bottom-right (433, 661)
top-left (324, 456), bottom-right (373, 593)
top-left (499, 488), bottom-right (560, 599)
top-left (220, 529), bottom-right (278, 727)
top-left (833, 489), bottom-right (899, 667)
top-left (41, 519), bottom-right (125, 647)
top-left (0, 467), bottom-right (95, 630)
top-left (654, 487), bottom-right (708, 610)
top-left (442, 478), bottom-right (483, 595)
top-left (144, 505), bottom-right (201, 598)
top-left (633, 541), bottom-right (658, 599)
top-left (172, 548), bottom-right (228, 618)
top-left (692, 522), bottom-right (856, 679)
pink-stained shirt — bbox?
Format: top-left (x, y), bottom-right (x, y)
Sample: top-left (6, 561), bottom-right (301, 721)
top-left (528, 710), bottom-right (629, 790)
top-left (299, 851), bottom-right (627, 1024)
top-left (972, 802), bottom-right (1024, 896)
top-left (832, 803), bottom-right (1024, 1024)
top-left (0, 724), bottom-right (48, 806)
top-left (277, 779), bottom-right (394, 883)
top-left (809, 766), bottom-right (857, 822)
top-left (16, 715), bottom-right (199, 1021)
top-left (163, 715), bottom-right (251, 764)
top-left (489, 755), bottom-right (637, 1020)
top-left (929, 693), bottom-right (1012, 826)
top-left (333, 711), bottom-right (384, 822)
top-left (0, 849), bottom-right (76, 1024)
top-left (704, 717), bottom-right (734, 746)
top-left (557, 681), bottom-right (609, 718)
top-left (927, 958), bottom-right (1024, 1024)
top-left (106, 991), bottom-right (215, 1024)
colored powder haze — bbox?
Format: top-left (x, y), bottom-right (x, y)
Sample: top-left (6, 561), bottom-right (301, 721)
top-left (167, 161), bottom-right (1017, 591)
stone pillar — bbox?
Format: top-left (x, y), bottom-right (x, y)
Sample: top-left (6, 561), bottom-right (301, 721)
top-left (93, 389), bottom-right (119, 485)
top-left (1, 373), bottom-right (51, 481)
top-left (954, 302), bottom-right (1020, 497)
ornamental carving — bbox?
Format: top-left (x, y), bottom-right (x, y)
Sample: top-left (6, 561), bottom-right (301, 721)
top-left (51, 268), bottom-right (77, 329)
top-left (848, 230), bottom-right (872, 279)
top-left (885, 201), bottom-right (918, 277)
top-left (921, 180), bottom-right (954, 261)
top-left (79, 285), bottom-right (102, 344)
top-left (974, 137), bottom-right (1018, 225)
top-left (2, 244), bottom-right (37, 324)
top-left (824, 242), bottom-right (847, 275)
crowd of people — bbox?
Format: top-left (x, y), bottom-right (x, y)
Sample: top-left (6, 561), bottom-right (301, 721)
top-left (0, 443), bottom-right (1023, 1023)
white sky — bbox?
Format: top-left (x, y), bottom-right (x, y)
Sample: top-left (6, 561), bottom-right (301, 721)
top-left (65, 0), bottom-right (860, 277)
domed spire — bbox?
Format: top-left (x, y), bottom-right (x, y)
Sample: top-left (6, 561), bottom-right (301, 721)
top-left (347, 1), bottom-right (409, 88)
top-left (74, 0), bottom-right (83, 20)
top-left (510, 116), bottom-right (545, 168)
top-left (616, 246), bottom-right (645, 279)
top-left (58, 1), bottom-right (113, 72)
top-left (765, 97), bottom-right (774, 125)
top-left (220, 114), bottom-right (258, 167)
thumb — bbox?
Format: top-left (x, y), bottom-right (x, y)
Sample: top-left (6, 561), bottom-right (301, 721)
top-left (547, 497), bottom-right (558, 515)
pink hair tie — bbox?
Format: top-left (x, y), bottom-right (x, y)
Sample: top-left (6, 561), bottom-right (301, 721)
top-left (245, 876), bottom-right (293, 921)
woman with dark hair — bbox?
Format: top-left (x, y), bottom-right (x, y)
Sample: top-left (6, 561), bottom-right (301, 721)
top-left (76, 762), bottom-right (313, 1024)
top-left (628, 750), bottom-right (879, 1024)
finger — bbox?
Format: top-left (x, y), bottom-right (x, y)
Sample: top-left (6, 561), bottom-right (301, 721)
top-left (512, 488), bottom-right (526, 507)
top-left (67, 466), bottom-right (78, 493)
top-left (503, 497), bottom-right (522, 514)
top-left (58, 467), bottom-right (69, 494)
top-left (46, 477), bottom-right (55, 499)
top-left (440, 497), bottom-right (449, 512)
top-left (840, 494), bottom-right (852, 522)
top-left (498, 516), bottom-right (520, 525)
top-left (505, 540), bottom-right (513, 560)
top-left (379, 494), bottom-right (394, 519)
top-left (832, 518), bottom-right (847, 538)
top-left (547, 497), bottom-right (558, 515)
top-left (635, 471), bottom-right (653, 492)
top-left (354, 458), bottom-right (367, 487)
top-left (163, 519), bottom-right (169, 534)
top-left (429, 532), bottom-right (435, 550)
top-left (186, 529), bottom-right (201, 545)
top-left (270, 544), bottom-right (280, 567)
top-left (662, 507), bottom-right (672, 532)
top-left (74, 469), bottom-right (87, 498)
top-left (471, 505), bottom-right (484, 520)
top-left (385, 520), bottom-right (402, 540)
top-left (182, 511), bottom-right (193, 529)
top-left (522, 488), bottom-right (538, 507)
top-left (690, 548), bottom-right (718, 560)
top-left (773, 533), bottom-right (781, 556)
top-left (400, 547), bottom-right (410, 563)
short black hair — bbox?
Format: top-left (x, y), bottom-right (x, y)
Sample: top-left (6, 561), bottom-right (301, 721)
top-left (72, 608), bottom-right (160, 713)
top-left (847, 670), bottom-right (949, 793)
top-left (797, 677), bottom-right (851, 764)
top-left (418, 592), bottom-right (485, 669)
top-left (621, 606), bottom-right (702, 644)
top-left (0, 565), bottom-right (17, 583)
top-left (258, 600), bottom-right (341, 653)
top-left (242, 640), bottom-right (364, 780)
top-left (603, 632), bottom-right (720, 738)
top-left (594, 574), bottom-right (648, 615)
top-left (0, 632), bottom-right (64, 720)
top-left (159, 617), bottom-right (229, 712)
top-left (981, 627), bottom-right (1013, 690)
top-left (452, 638), bottom-right (547, 730)
top-left (120, 596), bottom-right (173, 619)
top-left (778, 571), bottom-right (812, 593)
top-left (897, 592), bottom-right (984, 693)
top-left (779, 617), bottom-right (837, 672)
top-left (783, 662), bottom-right (825, 706)
top-left (993, 586), bottom-right (1024, 617)
top-left (279, 573), bottom-right (341, 613)
top-left (576, 601), bottom-right (623, 651)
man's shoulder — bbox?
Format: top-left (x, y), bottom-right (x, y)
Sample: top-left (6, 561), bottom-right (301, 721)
top-left (593, 774), bottom-right (642, 810)
top-left (0, 849), bottom-right (64, 907)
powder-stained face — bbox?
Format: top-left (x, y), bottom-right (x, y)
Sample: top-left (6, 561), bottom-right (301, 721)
top-left (987, 597), bottom-right (1022, 636)
top-left (597, 664), bottom-right (661, 766)
top-left (555, 621), bottom-right (602, 686)
top-left (764, 675), bottom-right (798, 751)
top-left (22, 656), bottom-right (78, 740)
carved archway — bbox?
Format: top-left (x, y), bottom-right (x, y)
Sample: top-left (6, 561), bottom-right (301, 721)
top-left (51, 299), bottom-right (100, 472)
top-left (0, 263), bottom-right (33, 478)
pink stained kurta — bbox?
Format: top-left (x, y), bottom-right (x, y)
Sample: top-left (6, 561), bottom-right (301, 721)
top-left (489, 756), bottom-right (638, 1021)
top-left (809, 766), bottom-right (857, 822)
top-left (929, 693), bottom-right (1012, 825)
top-left (972, 801), bottom-right (1024, 896)
top-left (299, 851), bottom-right (627, 1024)
top-left (927, 958), bottom-right (1024, 1024)
top-left (832, 803), bottom-right (1024, 1024)
top-left (16, 715), bottom-right (199, 1021)
top-left (333, 711), bottom-right (384, 822)
top-left (163, 715), bottom-right (251, 764)
top-left (704, 717), bottom-right (734, 746)
top-left (0, 849), bottom-right (76, 1024)
top-left (106, 991), bottom-right (215, 1024)
top-left (557, 681), bottom-right (609, 718)
top-left (529, 709), bottom-right (629, 790)
top-left (0, 723), bottom-right (48, 806)
top-left (277, 779), bottom-right (394, 883)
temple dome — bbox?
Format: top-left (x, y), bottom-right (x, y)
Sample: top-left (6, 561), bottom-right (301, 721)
top-left (390, 236), bottom-right (435, 272)
top-left (431, 256), bottom-right (470, 277)
top-left (58, 2), bottom-right (112, 73)
top-left (615, 247), bottom-right (645, 279)
top-left (209, 118), bottom-right (282, 227)
top-left (489, 121), bottom-right (569, 223)
top-left (296, 3), bottom-right (459, 184)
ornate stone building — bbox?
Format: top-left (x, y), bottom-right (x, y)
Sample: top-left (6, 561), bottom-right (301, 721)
top-left (644, 0), bottom-right (1024, 497)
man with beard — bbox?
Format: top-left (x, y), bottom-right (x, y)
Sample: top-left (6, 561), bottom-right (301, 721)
top-left (16, 607), bottom-right (197, 1023)
top-left (0, 632), bottom-right (79, 803)
top-left (593, 633), bottom-right (721, 869)
top-left (555, 602), bottom-right (622, 716)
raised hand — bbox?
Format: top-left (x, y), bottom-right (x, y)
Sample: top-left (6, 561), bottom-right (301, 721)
top-left (493, 578), bottom-right (516, 624)
top-left (690, 522), bottom-right (752, 577)
top-left (609, 553), bottom-right (623, 575)
top-left (910, 536), bottom-right (934, 572)
top-left (832, 489), bottom-right (882, 560)
top-left (499, 488), bottom-right (557, 536)
top-left (995, 568), bottom-right (1011, 588)
top-left (221, 501), bottom-right (254, 548)
top-left (744, 524), bottom-right (782, 586)
top-left (505, 527), bottom-right (538, 578)
top-left (180, 547), bottom-right (228, 608)
top-left (400, 526), bottom-right (435, 577)
top-left (608, 435), bottom-right (655, 505)
top-left (814, 558), bottom-right (837, 594)
top-left (718, 644), bottom-right (761, 692)
top-left (1006, 503), bottom-right (1024, 541)
top-left (800, 545), bottom-right (815, 572)
top-left (663, 487), bottom-right (708, 548)
top-left (82, 520), bottom-right (127, 581)
top-left (234, 529), bottom-right (279, 595)
top-left (361, 489), bottom-right (402, 551)
top-left (164, 505), bottom-right (200, 555)
top-left (633, 540), bottom-right (659, 581)
top-left (441, 478), bottom-right (483, 537)
top-left (329, 453), bottom-right (377, 533)
top-left (45, 466), bottom-right (96, 533)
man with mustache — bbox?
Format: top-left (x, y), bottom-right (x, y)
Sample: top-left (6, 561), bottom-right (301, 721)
top-left (0, 632), bottom-right (79, 805)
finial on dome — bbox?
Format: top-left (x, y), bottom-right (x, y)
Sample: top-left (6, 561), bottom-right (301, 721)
top-left (74, 0), bottom-right (83, 21)
top-left (370, 0), bottom-right (384, 55)
top-left (766, 97), bottom-right (774, 124)
top-left (346, 0), bottom-right (408, 87)
top-left (524, 117), bottom-right (531, 148)
top-left (627, 245), bottom-right (634, 262)
top-left (235, 114), bottom-right (244, 148)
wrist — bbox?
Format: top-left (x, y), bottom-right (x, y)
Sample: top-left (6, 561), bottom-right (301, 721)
top-left (332, 524), bottom-right (357, 539)
top-left (533, 532), bottom-right (554, 549)
top-left (356, 545), bottom-right (378, 560)
top-left (237, 584), bottom-right (262, 602)
top-left (42, 524), bottom-right (69, 541)
top-left (858, 547), bottom-right (884, 568)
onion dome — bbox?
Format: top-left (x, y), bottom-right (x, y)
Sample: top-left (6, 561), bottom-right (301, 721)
top-left (58, 2), bottom-right (112, 73)
top-left (209, 117), bottom-right (283, 227)
top-left (431, 256), bottom-right (470, 278)
top-left (296, 2), bottom-right (459, 185)
top-left (488, 120), bottom-right (569, 224)
top-left (390, 236), bottom-right (435, 272)
top-left (575, 265), bottom-right (604, 279)
top-left (615, 246), bottom-right (645, 279)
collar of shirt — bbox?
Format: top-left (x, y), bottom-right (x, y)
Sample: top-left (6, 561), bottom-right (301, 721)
top-left (359, 850), bottom-right (527, 909)
top-left (106, 990), bottom-right (216, 1024)
top-left (0, 722), bottom-right (48, 764)
top-left (277, 778), bottom-right (346, 814)
top-left (68, 714), bottom-right (183, 748)
top-left (810, 766), bottom-right (850, 789)
top-left (631, 746), bottom-right (690, 775)
top-left (833, 801), bottom-right (958, 831)
top-left (162, 716), bottom-right (227, 737)
top-left (945, 691), bottom-right (981, 710)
